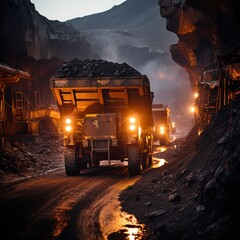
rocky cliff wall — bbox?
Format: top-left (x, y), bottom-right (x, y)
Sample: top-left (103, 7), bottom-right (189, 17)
top-left (158, 0), bottom-right (240, 90)
top-left (0, 0), bottom-right (92, 61)
top-left (0, 0), bottom-right (97, 105)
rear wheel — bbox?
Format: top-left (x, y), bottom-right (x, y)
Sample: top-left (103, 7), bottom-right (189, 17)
top-left (128, 144), bottom-right (142, 176)
top-left (64, 145), bottom-right (80, 176)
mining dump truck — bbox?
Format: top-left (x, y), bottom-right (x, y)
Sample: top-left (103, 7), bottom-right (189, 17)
top-left (50, 59), bottom-right (154, 176)
top-left (152, 104), bottom-right (171, 146)
top-left (195, 46), bottom-right (240, 132)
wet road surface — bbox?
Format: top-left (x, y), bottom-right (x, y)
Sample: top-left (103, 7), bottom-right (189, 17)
top-left (0, 145), bottom-right (171, 240)
top-left (0, 162), bottom-right (142, 240)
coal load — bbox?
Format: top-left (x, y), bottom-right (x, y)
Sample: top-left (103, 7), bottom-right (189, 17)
top-left (56, 58), bottom-right (141, 78)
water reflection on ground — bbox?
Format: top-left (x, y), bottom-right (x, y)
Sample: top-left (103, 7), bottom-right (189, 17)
top-left (106, 146), bottom-right (169, 240)
top-left (152, 157), bottom-right (167, 168)
top-left (108, 222), bottom-right (155, 240)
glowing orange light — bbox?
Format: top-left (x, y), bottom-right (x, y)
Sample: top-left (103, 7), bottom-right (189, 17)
top-left (129, 117), bottom-right (136, 123)
top-left (129, 125), bottom-right (136, 131)
top-left (65, 126), bottom-right (72, 132)
top-left (160, 126), bottom-right (165, 135)
top-left (65, 118), bottom-right (71, 124)
top-left (194, 93), bottom-right (199, 99)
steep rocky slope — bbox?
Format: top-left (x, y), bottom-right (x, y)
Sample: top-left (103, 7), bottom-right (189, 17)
top-left (0, 0), bottom-right (91, 61)
top-left (117, 1), bottom-right (240, 238)
top-left (120, 96), bottom-right (240, 239)
top-left (0, 0), bottom-right (96, 105)
top-left (159, 0), bottom-right (240, 89)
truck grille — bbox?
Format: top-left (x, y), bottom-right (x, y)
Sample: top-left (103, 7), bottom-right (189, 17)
top-left (84, 113), bottom-right (117, 138)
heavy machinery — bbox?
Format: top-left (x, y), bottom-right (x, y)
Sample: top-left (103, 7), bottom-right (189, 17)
top-left (50, 59), bottom-right (154, 176)
top-left (195, 45), bottom-right (240, 131)
top-left (152, 104), bottom-right (171, 146)
top-left (195, 63), bottom-right (220, 129)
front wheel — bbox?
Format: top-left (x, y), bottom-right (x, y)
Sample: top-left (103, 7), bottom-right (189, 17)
top-left (64, 145), bottom-right (80, 176)
top-left (128, 144), bottom-right (142, 176)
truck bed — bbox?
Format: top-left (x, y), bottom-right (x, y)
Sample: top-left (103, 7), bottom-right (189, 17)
top-left (50, 76), bottom-right (153, 127)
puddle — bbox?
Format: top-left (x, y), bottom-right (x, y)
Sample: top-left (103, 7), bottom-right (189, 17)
top-left (154, 144), bottom-right (179, 153)
top-left (100, 178), bottom-right (156, 240)
top-left (106, 211), bottom-right (155, 240)
top-left (153, 146), bottom-right (167, 154)
top-left (152, 157), bottom-right (167, 168)
top-left (108, 223), bottom-right (155, 240)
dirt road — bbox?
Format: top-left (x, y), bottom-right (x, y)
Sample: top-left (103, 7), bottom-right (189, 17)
top-left (0, 162), bottom-right (142, 240)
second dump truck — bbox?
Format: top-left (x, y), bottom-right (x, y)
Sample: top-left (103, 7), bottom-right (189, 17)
top-left (152, 104), bottom-right (171, 146)
top-left (50, 59), bottom-right (154, 176)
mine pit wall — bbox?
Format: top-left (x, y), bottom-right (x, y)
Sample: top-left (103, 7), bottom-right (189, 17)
top-left (0, 0), bottom-right (96, 107)
top-left (158, 0), bottom-right (240, 91)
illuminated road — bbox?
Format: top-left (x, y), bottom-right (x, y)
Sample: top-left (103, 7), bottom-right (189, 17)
top-left (0, 151), bottom-right (167, 240)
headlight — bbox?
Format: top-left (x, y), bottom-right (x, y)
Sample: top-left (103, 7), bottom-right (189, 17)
top-left (128, 116), bottom-right (137, 131)
top-left (65, 125), bottom-right (72, 132)
top-left (190, 107), bottom-right (195, 113)
top-left (129, 124), bottom-right (136, 131)
top-left (63, 116), bottom-right (73, 133)
top-left (129, 117), bottom-right (136, 123)
top-left (194, 92), bottom-right (199, 99)
top-left (65, 118), bottom-right (71, 124)
top-left (160, 126), bottom-right (165, 135)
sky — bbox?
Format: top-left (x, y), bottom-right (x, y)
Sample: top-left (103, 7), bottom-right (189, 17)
top-left (31, 0), bottom-right (126, 21)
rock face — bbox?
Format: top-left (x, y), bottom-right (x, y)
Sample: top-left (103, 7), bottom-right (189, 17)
top-left (0, 0), bottom-right (97, 106)
top-left (158, 0), bottom-right (240, 89)
top-left (0, 0), bottom-right (91, 61)
top-left (120, 95), bottom-right (240, 239)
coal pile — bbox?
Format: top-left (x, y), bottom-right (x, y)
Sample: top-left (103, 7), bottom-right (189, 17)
top-left (0, 134), bottom-right (64, 183)
top-left (55, 58), bottom-right (141, 78)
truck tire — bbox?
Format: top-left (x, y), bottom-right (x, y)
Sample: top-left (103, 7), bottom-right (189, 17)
top-left (75, 143), bottom-right (88, 170)
top-left (128, 145), bottom-right (142, 176)
top-left (64, 146), bottom-right (80, 176)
